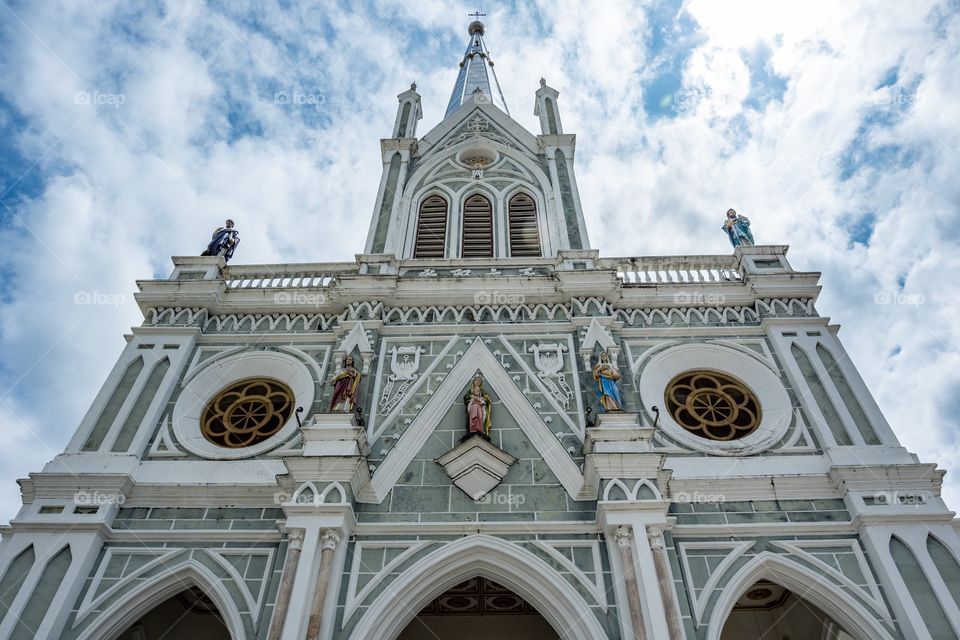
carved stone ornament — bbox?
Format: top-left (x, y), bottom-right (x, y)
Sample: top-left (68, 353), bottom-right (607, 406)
top-left (528, 343), bottom-right (574, 409)
top-left (379, 346), bottom-right (424, 413)
top-left (435, 435), bottom-right (517, 501)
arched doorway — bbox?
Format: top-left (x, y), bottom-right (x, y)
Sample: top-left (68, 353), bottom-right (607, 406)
top-left (348, 535), bottom-right (607, 640)
top-left (398, 576), bottom-right (558, 640)
top-left (719, 580), bottom-right (855, 639)
top-left (116, 586), bottom-right (231, 640)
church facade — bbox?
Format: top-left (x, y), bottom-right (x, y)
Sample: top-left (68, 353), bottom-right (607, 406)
top-left (1, 20), bottom-right (959, 640)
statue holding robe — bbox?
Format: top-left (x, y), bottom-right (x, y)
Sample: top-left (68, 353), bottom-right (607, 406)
top-left (722, 208), bottom-right (754, 248)
top-left (464, 374), bottom-right (492, 437)
top-left (329, 355), bottom-right (362, 413)
top-left (201, 219), bottom-right (240, 262)
top-left (592, 351), bottom-right (624, 412)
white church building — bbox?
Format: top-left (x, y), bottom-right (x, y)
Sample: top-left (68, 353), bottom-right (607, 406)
top-left (1, 19), bottom-right (959, 640)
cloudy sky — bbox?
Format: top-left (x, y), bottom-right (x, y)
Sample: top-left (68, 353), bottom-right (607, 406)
top-left (0, 0), bottom-right (958, 520)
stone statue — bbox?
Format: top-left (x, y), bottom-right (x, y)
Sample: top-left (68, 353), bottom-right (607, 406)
top-left (722, 208), bottom-right (754, 248)
top-left (592, 351), bottom-right (624, 412)
top-left (464, 374), bottom-right (492, 437)
top-left (201, 219), bottom-right (240, 262)
top-left (329, 355), bottom-right (362, 413)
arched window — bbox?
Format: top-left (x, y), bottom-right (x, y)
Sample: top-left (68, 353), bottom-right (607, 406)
top-left (508, 193), bottom-right (541, 257)
top-left (461, 194), bottom-right (493, 257)
top-left (414, 195), bottom-right (448, 258)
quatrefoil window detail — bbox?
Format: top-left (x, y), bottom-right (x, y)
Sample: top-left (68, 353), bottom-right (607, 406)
top-left (665, 371), bottom-right (762, 441)
top-left (201, 378), bottom-right (294, 448)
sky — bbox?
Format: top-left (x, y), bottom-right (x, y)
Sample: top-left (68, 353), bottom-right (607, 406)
top-left (0, 0), bottom-right (958, 521)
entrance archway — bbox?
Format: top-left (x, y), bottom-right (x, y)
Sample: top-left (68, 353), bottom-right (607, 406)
top-left (705, 553), bottom-right (894, 640)
top-left (348, 535), bottom-right (607, 640)
top-left (398, 576), bottom-right (557, 640)
top-left (116, 586), bottom-right (231, 640)
top-left (76, 561), bottom-right (244, 640)
top-left (719, 580), bottom-right (854, 639)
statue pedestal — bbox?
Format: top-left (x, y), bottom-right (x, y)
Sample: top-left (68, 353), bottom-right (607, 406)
top-left (584, 413), bottom-right (655, 454)
top-left (301, 414), bottom-right (370, 457)
top-left (435, 434), bottom-right (516, 501)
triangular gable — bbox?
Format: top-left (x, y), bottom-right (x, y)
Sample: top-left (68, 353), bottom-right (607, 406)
top-left (358, 338), bottom-right (588, 502)
top-left (417, 102), bottom-right (539, 158)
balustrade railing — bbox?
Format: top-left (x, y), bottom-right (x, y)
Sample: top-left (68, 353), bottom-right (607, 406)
top-left (222, 263), bottom-right (357, 289)
top-left (603, 256), bottom-right (743, 284)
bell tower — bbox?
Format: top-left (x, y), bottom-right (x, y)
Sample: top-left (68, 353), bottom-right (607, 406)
top-left (364, 20), bottom-right (590, 259)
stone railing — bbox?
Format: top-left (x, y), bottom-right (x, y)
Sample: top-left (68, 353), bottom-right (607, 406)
top-left (221, 263), bottom-right (358, 289)
top-left (601, 256), bottom-right (743, 284)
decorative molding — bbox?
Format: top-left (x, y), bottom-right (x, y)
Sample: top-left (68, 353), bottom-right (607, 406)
top-left (342, 540), bottom-right (433, 626)
top-left (205, 547), bottom-right (276, 624)
top-left (436, 435), bottom-right (517, 501)
top-left (676, 540), bottom-right (754, 626)
top-left (361, 338), bottom-right (587, 502)
top-left (533, 539), bottom-right (608, 610)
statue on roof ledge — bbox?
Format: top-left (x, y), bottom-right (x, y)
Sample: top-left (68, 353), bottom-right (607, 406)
top-left (201, 219), bottom-right (240, 262)
top-left (723, 208), bottom-right (754, 248)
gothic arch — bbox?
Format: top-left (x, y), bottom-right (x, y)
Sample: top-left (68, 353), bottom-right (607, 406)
top-left (410, 187), bottom-right (455, 257)
top-left (347, 534), bottom-right (607, 640)
top-left (705, 552), bottom-right (894, 640)
top-left (505, 186), bottom-right (546, 256)
top-left (394, 139), bottom-right (557, 257)
top-left (75, 560), bottom-right (244, 640)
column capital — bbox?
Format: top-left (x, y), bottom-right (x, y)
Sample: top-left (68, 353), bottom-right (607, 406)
top-left (614, 525), bottom-right (633, 547)
top-left (287, 528), bottom-right (306, 550)
top-left (320, 529), bottom-right (341, 551)
top-left (646, 526), bottom-right (665, 550)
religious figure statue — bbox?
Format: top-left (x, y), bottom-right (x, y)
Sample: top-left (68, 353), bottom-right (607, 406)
top-left (463, 374), bottom-right (492, 438)
top-left (592, 351), bottom-right (624, 412)
top-left (329, 355), bottom-right (362, 413)
top-left (201, 219), bottom-right (240, 262)
top-left (722, 208), bottom-right (754, 248)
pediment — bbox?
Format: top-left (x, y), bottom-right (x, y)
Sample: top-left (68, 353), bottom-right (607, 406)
top-left (418, 102), bottom-right (539, 159)
top-left (357, 338), bottom-right (589, 502)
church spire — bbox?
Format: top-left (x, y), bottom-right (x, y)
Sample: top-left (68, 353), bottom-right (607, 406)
top-left (445, 17), bottom-right (509, 118)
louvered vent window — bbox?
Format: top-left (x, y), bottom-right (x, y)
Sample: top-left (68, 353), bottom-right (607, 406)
top-left (508, 193), bottom-right (541, 257)
top-left (414, 195), bottom-right (448, 258)
top-left (461, 194), bottom-right (494, 258)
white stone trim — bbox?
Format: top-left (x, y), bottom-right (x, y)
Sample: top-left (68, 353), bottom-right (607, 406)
top-left (362, 338), bottom-right (586, 502)
top-left (770, 539), bottom-right (890, 623)
top-left (342, 540), bottom-right (432, 626)
top-left (74, 547), bottom-right (187, 625)
top-left (639, 343), bottom-right (792, 455)
top-left (533, 539), bottom-right (607, 610)
top-left (74, 558), bottom-right (245, 640)
top-left (171, 351), bottom-right (315, 459)
top-left (205, 547), bottom-right (276, 624)
top-left (676, 540), bottom-right (754, 626)
top-left (347, 534), bottom-right (608, 640)
top-left (704, 551), bottom-right (895, 640)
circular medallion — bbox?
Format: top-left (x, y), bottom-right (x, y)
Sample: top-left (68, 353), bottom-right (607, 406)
top-left (665, 370), bottom-right (761, 441)
top-left (201, 378), bottom-right (294, 448)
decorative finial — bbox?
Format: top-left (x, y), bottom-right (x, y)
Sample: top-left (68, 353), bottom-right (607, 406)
top-left (410, 81), bottom-right (417, 91)
top-left (540, 77), bottom-right (546, 88)
top-left (467, 10), bottom-right (486, 35)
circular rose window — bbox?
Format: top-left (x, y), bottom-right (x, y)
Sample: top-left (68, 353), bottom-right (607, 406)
top-left (201, 378), bottom-right (294, 448)
top-left (664, 371), bottom-right (761, 441)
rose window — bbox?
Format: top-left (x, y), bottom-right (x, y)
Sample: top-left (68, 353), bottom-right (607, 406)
top-left (664, 371), bottom-right (761, 441)
top-left (201, 378), bottom-right (294, 448)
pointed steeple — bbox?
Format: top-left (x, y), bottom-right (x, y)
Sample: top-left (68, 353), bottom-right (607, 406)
top-left (445, 19), bottom-right (510, 118)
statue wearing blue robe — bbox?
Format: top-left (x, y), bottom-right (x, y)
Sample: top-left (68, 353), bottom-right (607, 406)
top-left (592, 351), bottom-right (624, 412)
top-left (202, 219), bottom-right (240, 262)
top-left (722, 208), bottom-right (754, 247)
